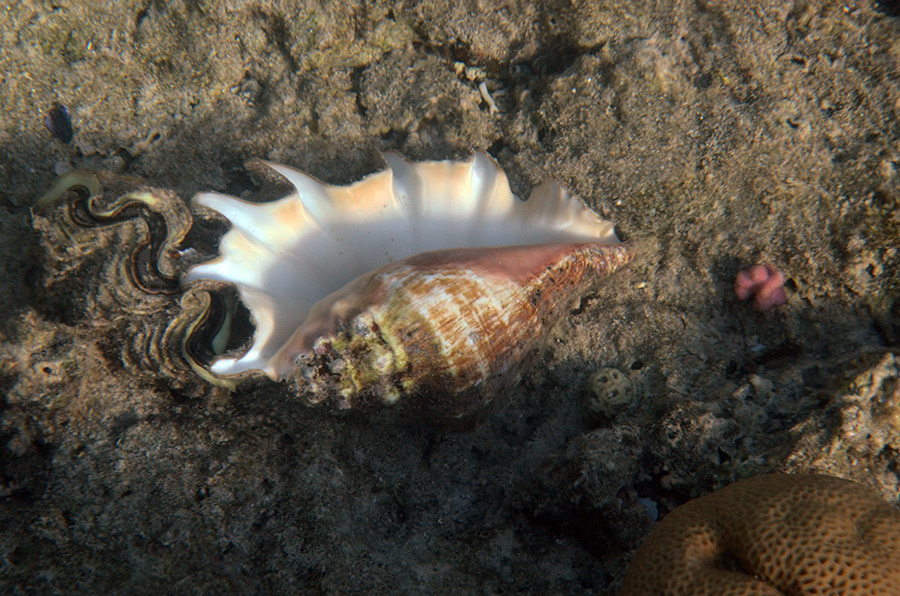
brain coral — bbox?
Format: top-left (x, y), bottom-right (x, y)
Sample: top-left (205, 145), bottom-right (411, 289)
top-left (621, 474), bottom-right (900, 595)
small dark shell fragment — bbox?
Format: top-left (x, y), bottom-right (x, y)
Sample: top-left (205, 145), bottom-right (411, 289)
top-left (43, 103), bottom-right (74, 144)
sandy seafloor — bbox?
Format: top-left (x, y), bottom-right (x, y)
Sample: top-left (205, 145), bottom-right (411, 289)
top-left (1, 1), bottom-right (899, 593)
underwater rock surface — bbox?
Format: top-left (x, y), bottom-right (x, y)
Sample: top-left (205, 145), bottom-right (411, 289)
top-left (1, 1), bottom-right (899, 593)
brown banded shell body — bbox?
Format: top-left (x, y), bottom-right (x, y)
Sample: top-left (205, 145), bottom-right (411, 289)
top-left (282, 243), bottom-right (632, 424)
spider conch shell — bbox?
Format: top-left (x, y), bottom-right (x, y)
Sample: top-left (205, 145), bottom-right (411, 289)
top-left (184, 153), bottom-right (631, 424)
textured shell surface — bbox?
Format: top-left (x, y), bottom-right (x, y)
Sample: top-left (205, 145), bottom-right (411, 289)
top-left (185, 153), bottom-right (631, 422)
top-left (288, 242), bottom-right (631, 422)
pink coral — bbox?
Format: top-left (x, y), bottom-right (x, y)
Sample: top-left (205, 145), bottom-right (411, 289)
top-left (734, 264), bottom-right (787, 312)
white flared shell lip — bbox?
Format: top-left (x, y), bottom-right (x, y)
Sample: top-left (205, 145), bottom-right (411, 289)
top-left (184, 152), bottom-right (620, 379)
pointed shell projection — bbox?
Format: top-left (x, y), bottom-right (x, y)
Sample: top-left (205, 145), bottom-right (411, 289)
top-left (185, 153), bottom-right (631, 424)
